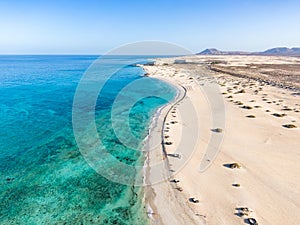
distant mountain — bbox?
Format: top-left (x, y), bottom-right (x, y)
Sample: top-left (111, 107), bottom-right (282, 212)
top-left (197, 47), bottom-right (300, 56)
top-left (197, 48), bottom-right (250, 55)
top-left (261, 47), bottom-right (300, 56)
top-left (198, 48), bottom-right (225, 55)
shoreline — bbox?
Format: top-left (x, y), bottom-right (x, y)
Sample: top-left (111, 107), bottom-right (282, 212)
top-left (140, 55), bottom-right (300, 225)
top-left (140, 62), bottom-right (206, 225)
top-left (141, 74), bottom-right (186, 225)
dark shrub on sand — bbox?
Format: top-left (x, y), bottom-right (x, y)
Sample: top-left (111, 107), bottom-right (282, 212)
top-left (211, 128), bottom-right (223, 133)
top-left (272, 113), bottom-right (286, 117)
top-left (242, 106), bottom-right (252, 110)
top-left (282, 124), bottom-right (297, 128)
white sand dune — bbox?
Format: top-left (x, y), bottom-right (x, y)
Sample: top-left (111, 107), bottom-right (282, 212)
top-left (142, 56), bottom-right (300, 225)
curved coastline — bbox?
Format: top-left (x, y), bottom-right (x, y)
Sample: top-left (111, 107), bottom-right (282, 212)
top-left (141, 75), bottom-right (185, 224)
top-left (160, 84), bottom-right (187, 158)
top-left (138, 59), bottom-right (218, 225)
top-left (139, 62), bottom-right (203, 225)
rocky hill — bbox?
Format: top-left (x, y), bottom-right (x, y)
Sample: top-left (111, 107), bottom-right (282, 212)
top-left (197, 47), bottom-right (300, 56)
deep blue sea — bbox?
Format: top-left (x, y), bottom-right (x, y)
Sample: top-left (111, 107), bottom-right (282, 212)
top-left (0, 55), bottom-right (176, 224)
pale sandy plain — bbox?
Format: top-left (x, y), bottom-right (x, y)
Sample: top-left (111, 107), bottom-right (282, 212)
top-left (142, 55), bottom-right (300, 225)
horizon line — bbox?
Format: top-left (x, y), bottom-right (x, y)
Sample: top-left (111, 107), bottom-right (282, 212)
top-left (1, 46), bottom-right (300, 56)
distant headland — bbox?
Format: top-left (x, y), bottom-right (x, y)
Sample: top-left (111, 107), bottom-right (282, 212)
top-left (197, 47), bottom-right (300, 56)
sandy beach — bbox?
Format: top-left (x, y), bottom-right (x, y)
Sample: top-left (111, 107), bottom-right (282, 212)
top-left (142, 55), bottom-right (300, 225)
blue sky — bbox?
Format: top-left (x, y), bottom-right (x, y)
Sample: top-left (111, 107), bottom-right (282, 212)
top-left (0, 0), bottom-right (299, 54)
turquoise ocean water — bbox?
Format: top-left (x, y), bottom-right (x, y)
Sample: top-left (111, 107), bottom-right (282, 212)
top-left (0, 55), bottom-right (176, 224)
